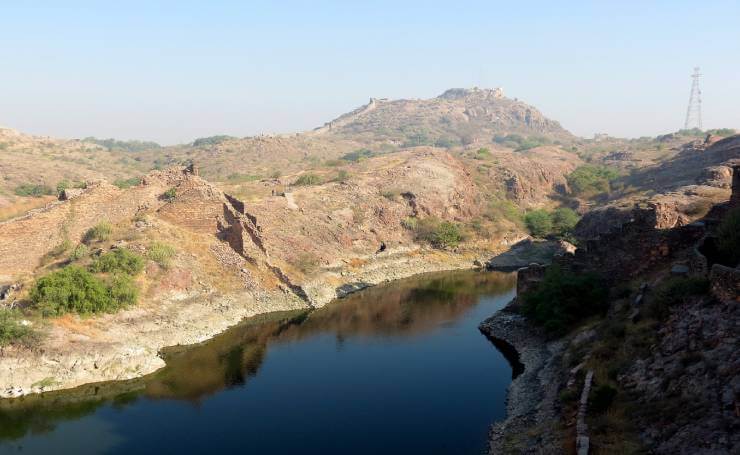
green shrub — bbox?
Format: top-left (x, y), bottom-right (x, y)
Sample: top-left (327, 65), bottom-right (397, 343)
top-left (113, 177), bottom-right (141, 189)
top-left (401, 216), bottom-right (418, 230)
top-left (677, 128), bottom-right (704, 137)
top-left (412, 218), bottom-right (462, 248)
top-left (0, 309), bottom-right (34, 346)
top-left (474, 147), bottom-right (491, 159)
top-left (486, 199), bottom-right (523, 225)
top-left (644, 277), bottom-right (709, 320)
top-left (716, 207), bottom-right (740, 266)
top-left (89, 249), bottom-right (145, 275)
top-left (48, 239), bottom-right (72, 258)
top-left (334, 170), bottom-right (350, 182)
top-left (552, 207), bottom-right (580, 236)
top-left (402, 130), bottom-right (433, 147)
top-left (434, 137), bottom-right (459, 148)
top-left (31, 266), bottom-right (113, 316)
top-left (706, 128), bottom-right (736, 137)
top-left (162, 187), bottom-right (177, 201)
top-left (567, 165), bottom-right (620, 196)
top-left (493, 134), bottom-right (550, 151)
top-left (521, 264), bottom-right (608, 335)
top-left (293, 173), bottom-right (322, 186)
top-left (341, 149), bottom-right (377, 162)
top-left (14, 184), bottom-right (54, 197)
top-left (56, 180), bottom-right (70, 194)
top-left (147, 242), bottom-right (176, 268)
top-left (590, 384), bottom-right (618, 413)
top-left (70, 244), bottom-right (89, 261)
top-left (524, 209), bottom-right (553, 237)
top-left (83, 221), bottom-right (112, 243)
top-left (192, 135), bottom-right (234, 147)
top-left (31, 266), bottom-right (140, 316)
top-left (107, 274), bottom-right (139, 307)
top-left (84, 137), bottom-right (161, 152)
top-left (432, 222), bottom-right (462, 248)
top-left (55, 180), bottom-right (86, 194)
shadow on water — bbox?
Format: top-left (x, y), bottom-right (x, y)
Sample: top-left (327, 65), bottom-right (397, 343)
top-left (0, 270), bottom-right (518, 452)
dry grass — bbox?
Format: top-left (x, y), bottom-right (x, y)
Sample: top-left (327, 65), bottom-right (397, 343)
top-left (0, 196), bottom-right (56, 221)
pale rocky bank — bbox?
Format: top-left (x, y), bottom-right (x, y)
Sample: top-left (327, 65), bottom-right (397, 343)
top-left (0, 150), bottom-right (530, 398)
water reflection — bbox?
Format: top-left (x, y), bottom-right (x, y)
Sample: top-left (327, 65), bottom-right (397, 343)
top-left (0, 270), bottom-right (515, 449)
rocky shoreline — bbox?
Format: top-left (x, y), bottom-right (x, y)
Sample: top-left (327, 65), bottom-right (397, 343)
top-left (0, 249), bottom-right (486, 399)
top-left (479, 305), bottom-right (566, 454)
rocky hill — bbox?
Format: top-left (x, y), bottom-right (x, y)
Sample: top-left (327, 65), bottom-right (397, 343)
top-left (576, 134), bottom-right (740, 239)
top-left (312, 87), bottom-right (572, 146)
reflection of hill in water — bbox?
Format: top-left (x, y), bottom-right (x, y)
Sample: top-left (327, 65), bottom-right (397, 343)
top-left (0, 271), bottom-right (514, 441)
top-left (281, 271), bottom-right (515, 341)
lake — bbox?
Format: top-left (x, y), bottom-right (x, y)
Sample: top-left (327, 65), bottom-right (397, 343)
top-left (0, 270), bottom-right (517, 454)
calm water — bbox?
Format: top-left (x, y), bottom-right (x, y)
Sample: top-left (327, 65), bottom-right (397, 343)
top-left (0, 271), bottom-right (517, 455)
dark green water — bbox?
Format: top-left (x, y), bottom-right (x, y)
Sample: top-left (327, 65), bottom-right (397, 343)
top-left (0, 270), bottom-right (517, 455)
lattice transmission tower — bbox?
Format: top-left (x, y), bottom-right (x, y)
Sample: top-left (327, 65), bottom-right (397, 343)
top-left (684, 67), bottom-right (702, 130)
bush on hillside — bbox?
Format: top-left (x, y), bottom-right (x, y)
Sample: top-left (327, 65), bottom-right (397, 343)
top-left (412, 218), bottom-right (462, 249)
top-left (47, 239), bottom-right (72, 258)
top-left (107, 273), bottom-right (139, 307)
top-left (84, 137), bottom-right (161, 152)
top-left (552, 207), bottom-right (580, 236)
top-left (434, 137), bottom-right (460, 148)
top-left (524, 209), bottom-right (553, 237)
top-left (83, 221), bottom-right (113, 243)
top-left (716, 207), bottom-right (740, 267)
top-left (89, 248), bottom-right (145, 275)
top-left (706, 128), bottom-right (736, 137)
top-left (341, 149), bottom-right (377, 162)
top-left (192, 135), bottom-right (234, 147)
top-left (162, 187), bottom-right (177, 201)
top-left (31, 266), bottom-right (114, 316)
top-left (14, 184), bottom-right (54, 198)
top-left (644, 277), bottom-right (710, 320)
top-left (520, 264), bottom-right (608, 335)
top-left (567, 165), bottom-right (620, 196)
top-left (485, 199), bottom-right (523, 226)
top-left (493, 134), bottom-right (551, 151)
top-left (70, 244), bottom-right (89, 261)
top-left (333, 170), bottom-right (350, 182)
top-left (113, 177), bottom-right (141, 189)
top-left (147, 242), bottom-right (176, 268)
top-left (0, 309), bottom-right (34, 347)
top-left (293, 173), bottom-right (322, 186)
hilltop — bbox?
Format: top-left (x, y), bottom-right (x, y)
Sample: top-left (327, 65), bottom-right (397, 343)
top-left (310, 87), bottom-right (572, 145)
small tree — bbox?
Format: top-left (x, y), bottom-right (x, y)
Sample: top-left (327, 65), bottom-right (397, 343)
top-left (524, 210), bottom-right (553, 237)
top-left (552, 207), bottom-right (580, 236)
top-left (433, 222), bottom-right (462, 248)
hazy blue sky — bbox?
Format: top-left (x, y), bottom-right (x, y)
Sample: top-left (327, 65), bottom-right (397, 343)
top-left (1, 1), bottom-right (738, 144)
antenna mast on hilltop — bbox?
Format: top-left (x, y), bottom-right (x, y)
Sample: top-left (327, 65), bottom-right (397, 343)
top-left (684, 67), bottom-right (702, 130)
